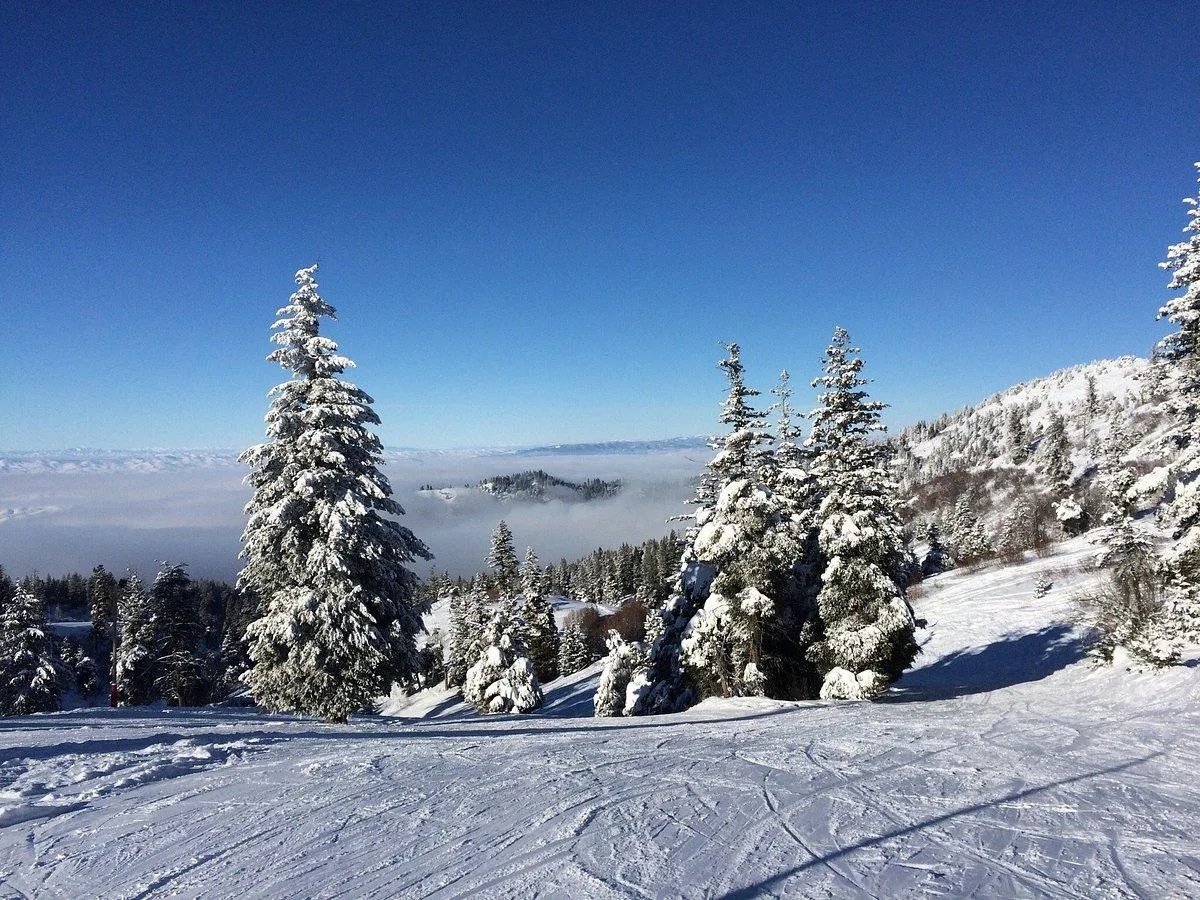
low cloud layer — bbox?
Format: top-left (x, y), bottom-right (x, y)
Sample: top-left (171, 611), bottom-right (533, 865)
top-left (0, 449), bottom-right (705, 584)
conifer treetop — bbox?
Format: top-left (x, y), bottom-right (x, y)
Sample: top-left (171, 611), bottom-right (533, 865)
top-left (808, 327), bottom-right (888, 448)
top-left (268, 265), bottom-right (354, 380)
top-left (1159, 162), bottom-right (1200, 338)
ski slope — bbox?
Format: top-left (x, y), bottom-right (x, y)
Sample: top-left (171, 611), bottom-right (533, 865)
top-left (1, 537), bottom-right (1198, 898)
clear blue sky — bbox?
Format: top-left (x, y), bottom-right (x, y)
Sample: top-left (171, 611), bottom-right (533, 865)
top-left (3, 1), bottom-right (1197, 450)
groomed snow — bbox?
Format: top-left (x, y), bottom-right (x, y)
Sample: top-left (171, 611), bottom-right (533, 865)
top-left (1, 537), bottom-right (1197, 898)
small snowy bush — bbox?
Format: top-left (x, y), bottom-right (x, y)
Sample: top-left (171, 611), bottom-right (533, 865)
top-left (463, 610), bottom-right (542, 714)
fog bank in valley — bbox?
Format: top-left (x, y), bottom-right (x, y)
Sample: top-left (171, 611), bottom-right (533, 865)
top-left (0, 449), bottom-right (705, 587)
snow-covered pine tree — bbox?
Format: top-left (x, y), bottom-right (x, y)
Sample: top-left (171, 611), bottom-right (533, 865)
top-left (998, 497), bottom-right (1037, 555)
top-left (558, 620), bottom-right (592, 675)
top-left (593, 630), bottom-right (648, 717)
top-left (805, 327), bottom-right (918, 700)
top-left (487, 521), bottom-right (521, 600)
top-left (629, 343), bottom-right (810, 710)
top-left (151, 563), bottom-right (207, 706)
top-left (462, 605), bottom-right (542, 714)
top-left (1138, 163), bottom-right (1200, 652)
top-left (920, 520), bottom-right (955, 577)
top-left (0, 586), bottom-right (65, 716)
top-left (1088, 514), bottom-right (1169, 664)
top-left (442, 585), bottom-right (470, 688)
top-left (114, 572), bottom-right (158, 706)
top-left (950, 497), bottom-right (993, 562)
top-left (87, 564), bottom-right (119, 662)
top-left (1039, 410), bottom-right (1072, 488)
top-left (768, 370), bottom-right (816, 536)
top-left (1006, 406), bottom-right (1030, 463)
top-left (240, 265), bottom-right (432, 723)
top-left (520, 547), bottom-right (560, 683)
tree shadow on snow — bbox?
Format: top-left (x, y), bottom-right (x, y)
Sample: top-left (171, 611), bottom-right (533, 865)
top-left (882, 624), bottom-right (1087, 703)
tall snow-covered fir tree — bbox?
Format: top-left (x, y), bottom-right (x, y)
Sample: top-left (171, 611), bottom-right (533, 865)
top-left (442, 585), bottom-right (470, 688)
top-left (151, 563), bottom-right (207, 707)
top-left (627, 343), bottom-right (809, 711)
top-left (805, 327), bottom-right (918, 700)
top-left (520, 547), bottom-right (560, 683)
top-left (1039, 409), bottom-right (1072, 489)
top-left (239, 265), bottom-right (432, 723)
top-left (487, 521), bottom-right (521, 599)
top-left (1141, 161), bottom-right (1200, 651)
top-left (114, 572), bottom-right (159, 706)
top-left (0, 585), bottom-right (64, 716)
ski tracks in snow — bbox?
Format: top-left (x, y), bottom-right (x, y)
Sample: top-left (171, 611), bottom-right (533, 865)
top-left (1, 538), bottom-right (1198, 898)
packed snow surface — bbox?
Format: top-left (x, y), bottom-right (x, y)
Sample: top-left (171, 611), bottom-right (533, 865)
top-left (1, 537), bottom-right (1198, 898)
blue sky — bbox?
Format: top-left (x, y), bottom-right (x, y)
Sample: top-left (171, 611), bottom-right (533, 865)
top-left (3, 1), bottom-right (1197, 450)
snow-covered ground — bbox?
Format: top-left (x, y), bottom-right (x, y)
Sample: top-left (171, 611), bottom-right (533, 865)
top-left (2, 537), bottom-right (1198, 898)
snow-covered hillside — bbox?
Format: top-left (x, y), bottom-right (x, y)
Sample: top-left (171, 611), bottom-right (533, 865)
top-left (895, 356), bottom-right (1163, 488)
top-left (2, 538), bottom-right (1196, 898)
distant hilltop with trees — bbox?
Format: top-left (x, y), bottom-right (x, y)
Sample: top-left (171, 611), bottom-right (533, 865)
top-left (419, 469), bottom-right (621, 503)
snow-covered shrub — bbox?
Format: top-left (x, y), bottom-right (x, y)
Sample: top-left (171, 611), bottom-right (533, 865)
top-left (463, 609), bottom-right (542, 714)
top-left (818, 666), bottom-right (888, 701)
top-left (594, 630), bottom-right (648, 717)
top-left (1054, 497), bottom-right (1086, 537)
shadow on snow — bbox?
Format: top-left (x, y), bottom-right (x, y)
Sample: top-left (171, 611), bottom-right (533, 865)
top-left (719, 749), bottom-right (1166, 899)
top-left (883, 624), bottom-right (1087, 703)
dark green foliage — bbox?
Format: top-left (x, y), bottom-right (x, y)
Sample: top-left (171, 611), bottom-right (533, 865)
top-left (478, 470), bottom-right (620, 502)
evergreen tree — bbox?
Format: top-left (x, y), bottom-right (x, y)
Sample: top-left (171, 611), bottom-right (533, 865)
top-left (805, 328), bottom-right (918, 700)
top-left (1039, 410), bottom-right (1072, 488)
top-left (1087, 517), bottom-right (1169, 664)
top-left (486, 521), bottom-right (521, 599)
top-left (462, 605), bottom-right (542, 713)
top-left (628, 343), bottom-right (789, 710)
top-left (1140, 163), bottom-right (1200, 651)
top-left (442, 585), bottom-right (470, 688)
top-left (240, 265), bottom-right (432, 723)
top-left (87, 565), bottom-right (119, 668)
top-left (1006, 406), bottom-right (1030, 463)
top-left (558, 620), bottom-right (592, 675)
top-left (920, 520), bottom-right (955, 577)
top-left (950, 497), bottom-right (993, 562)
top-left (1084, 374), bottom-right (1101, 418)
top-left (998, 497), bottom-right (1037, 554)
top-left (447, 575), bottom-right (492, 690)
top-left (114, 572), bottom-right (158, 706)
top-left (151, 563), bottom-right (209, 706)
top-left (520, 547), bottom-right (560, 683)
top-left (0, 586), bottom-right (64, 716)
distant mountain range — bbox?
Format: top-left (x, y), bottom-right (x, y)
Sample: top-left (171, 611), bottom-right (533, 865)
top-left (0, 438), bottom-right (711, 474)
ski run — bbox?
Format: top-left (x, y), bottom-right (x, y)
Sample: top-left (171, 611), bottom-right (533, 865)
top-left (1, 536), bottom-right (1197, 899)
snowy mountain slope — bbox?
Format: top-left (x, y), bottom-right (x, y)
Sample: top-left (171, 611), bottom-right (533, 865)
top-left (895, 356), bottom-right (1164, 487)
top-left (1, 537), bottom-right (1197, 898)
